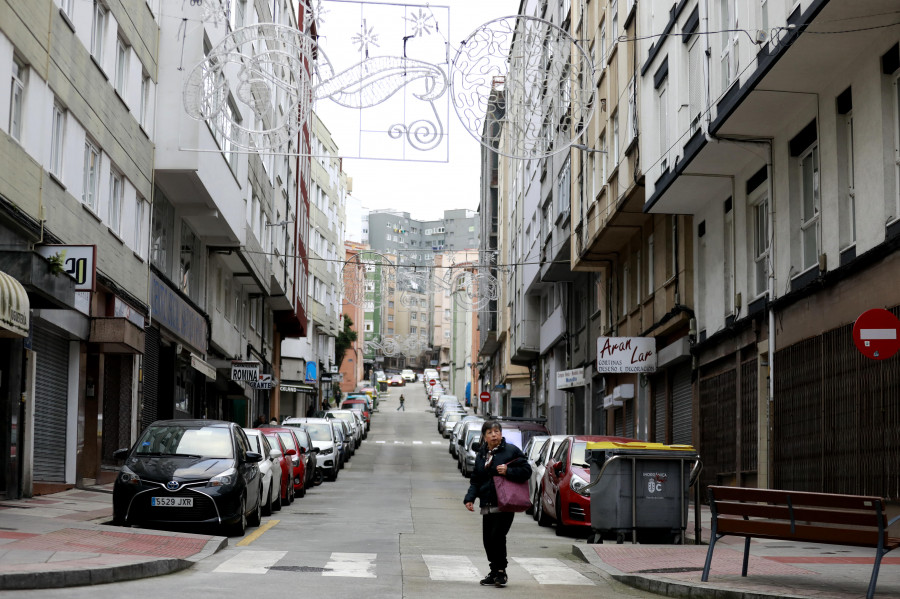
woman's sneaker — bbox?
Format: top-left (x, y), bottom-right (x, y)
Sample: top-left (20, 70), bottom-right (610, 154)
top-left (479, 572), bottom-right (496, 586)
top-left (494, 570), bottom-right (507, 587)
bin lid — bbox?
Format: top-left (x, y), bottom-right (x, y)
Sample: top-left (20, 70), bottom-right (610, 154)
top-left (585, 441), bottom-right (697, 452)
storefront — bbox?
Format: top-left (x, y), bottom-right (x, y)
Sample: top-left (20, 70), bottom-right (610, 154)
top-left (0, 269), bottom-right (30, 498)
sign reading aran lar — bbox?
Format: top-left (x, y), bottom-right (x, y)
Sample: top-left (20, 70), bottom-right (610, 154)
top-left (596, 337), bottom-right (657, 373)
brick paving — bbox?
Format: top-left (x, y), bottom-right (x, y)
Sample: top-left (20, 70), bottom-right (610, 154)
top-left (3, 528), bottom-right (209, 559)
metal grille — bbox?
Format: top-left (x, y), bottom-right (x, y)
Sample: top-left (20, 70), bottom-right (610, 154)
top-left (671, 365), bottom-right (692, 445)
top-left (32, 325), bottom-right (69, 482)
top-left (774, 314), bottom-right (900, 500)
top-left (102, 355), bottom-right (133, 463)
top-left (740, 358), bottom-right (758, 472)
top-left (141, 327), bottom-right (160, 432)
top-left (624, 399), bottom-right (634, 438)
top-left (614, 406), bottom-right (623, 437)
top-left (698, 369), bottom-right (736, 489)
top-left (654, 375), bottom-right (667, 444)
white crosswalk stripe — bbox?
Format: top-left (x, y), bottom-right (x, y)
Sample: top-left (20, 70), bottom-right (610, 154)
top-left (213, 550), bottom-right (287, 574)
top-left (513, 557), bottom-right (594, 585)
top-left (322, 552), bottom-right (377, 578)
top-left (422, 554), bottom-right (480, 581)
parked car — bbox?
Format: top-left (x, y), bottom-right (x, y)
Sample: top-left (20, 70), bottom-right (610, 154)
top-left (427, 384), bottom-right (444, 404)
top-left (439, 410), bottom-right (466, 437)
top-left (112, 420), bottom-right (263, 536)
top-left (450, 415), bottom-right (482, 459)
top-left (495, 418), bottom-right (551, 450)
top-left (283, 418), bottom-right (339, 482)
top-left (536, 435), bottom-right (637, 535)
top-left (458, 419), bottom-right (486, 476)
top-left (258, 427), bottom-right (307, 498)
top-left (326, 409), bottom-right (363, 448)
top-left (331, 420), bottom-right (351, 468)
top-left (423, 368), bottom-right (439, 386)
top-left (287, 426), bottom-right (319, 489)
top-left (261, 430), bottom-right (295, 504)
top-left (528, 435), bottom-right (565, 519)
top-left (244, 429), bottom-right (281, 515)
top-left (389, 374), bottom-right (405, 386)
top-left (401, 369), bottom-right (416, 382)
top-left (434, 396), bottom-right (461, 417)
top-left (342, 397), bottom-right (371, 430)
top-left (349, 410), bottom-right (367, 440)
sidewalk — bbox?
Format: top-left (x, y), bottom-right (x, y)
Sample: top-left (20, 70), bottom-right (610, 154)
top-left (0, 485), bottom-right (226, 590)
top-left (573, 503), bottom-right (900, 599)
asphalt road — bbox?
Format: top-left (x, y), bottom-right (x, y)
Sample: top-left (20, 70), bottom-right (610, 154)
top-left (9, 384), bottom-right (661, 598)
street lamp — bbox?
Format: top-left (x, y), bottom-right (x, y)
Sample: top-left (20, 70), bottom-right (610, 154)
top-left (571, 143), bottom-right (607, 153)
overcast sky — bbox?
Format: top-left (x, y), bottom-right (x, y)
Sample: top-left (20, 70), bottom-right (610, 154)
top-left (314, 0), bottom-right (519, 228)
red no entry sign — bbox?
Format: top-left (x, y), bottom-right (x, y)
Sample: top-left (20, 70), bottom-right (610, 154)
top-left (429, 379), bottom-right (437, 386)
top-left (479, 391), bottom-right (491, 402)
top-left (853, 309), bottom-right (900, 360)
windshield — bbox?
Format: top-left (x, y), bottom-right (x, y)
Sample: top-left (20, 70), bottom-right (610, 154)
top-left (135, 425), bottom-right (233, 459)
top-left (503, 430), bottom-right (523, 449)
top-left (304, 423), bottom-right (333, 442)
top-left (277, 432), bottom-right (298, 451)
top-left (328, 412), bottom-right (355, 424)
top-left (465, 429), bottom-right (481, 447)
top-left (571, 442), bottom-right (590, 468)
top-left (528, 438), bottom-right (549, 460)
top-left (263, 433), bottom-right (282, 451)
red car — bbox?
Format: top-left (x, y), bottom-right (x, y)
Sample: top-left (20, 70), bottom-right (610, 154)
top-left (262, 431), bottom-right (295, 505)
top-left (537, 435), bottom-right (637, 535)
top-left (260, 427), bottom-right (307, 499)
top-left (341, 398), bottom-right (370, 429)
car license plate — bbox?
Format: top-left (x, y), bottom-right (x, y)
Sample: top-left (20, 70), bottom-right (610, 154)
top-left (151, 496), bottom-right (193, 507)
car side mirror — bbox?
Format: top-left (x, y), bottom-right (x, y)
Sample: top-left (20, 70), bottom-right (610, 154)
top-left (552, 461), bottom-right (564, 475)
top-left (113, 448), bottom-right (129, 460)
top-left (471, 442), bottom-right (482, 451)
top-left (310, 447), bottom-right (320, 454)
top-left (245, 451), bottom-right (263, 463)
top-left (269, 449), bottom-right (282, 460)
top-left (285, 448), bottom-right (297, 456)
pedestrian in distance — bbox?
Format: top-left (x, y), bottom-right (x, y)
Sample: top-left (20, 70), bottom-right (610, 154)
top-left (397, 393), bottom-right (405, 411)
top-left (269, 417), bottom-right (278, 425)
top-left (463, 420), bottom-right (531, 587)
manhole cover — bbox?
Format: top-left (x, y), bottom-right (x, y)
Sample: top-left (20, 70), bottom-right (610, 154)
top-left (268, 566), bottom-right (331, 573)
top-left (635, 567), bottom-right (704, 574)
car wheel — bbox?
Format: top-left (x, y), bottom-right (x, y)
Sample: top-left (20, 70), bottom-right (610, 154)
top-left (313, 468), bottom-right (324, 486)
top-left (262, 482), bottom-right (273, 517)
top-left (537, 487), bottom-right (552, 527)
top-left (555, 494), bottom-right (566, 536)
top-left (272, 486), bottom-right (282, 512)
top-left (287, 483), bottom-right (294, 504)
top-left (330, 467), bottom-right (339, 482)
top-left (532, 488), bottom-right (540, 521)
top-left (248, 485), bottom-right (263, 527)
top-left (228, 496), bottom-right (247, 536)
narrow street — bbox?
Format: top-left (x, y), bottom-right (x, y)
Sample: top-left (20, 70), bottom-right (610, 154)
top-left (6, 385), bottom-right (660, 599)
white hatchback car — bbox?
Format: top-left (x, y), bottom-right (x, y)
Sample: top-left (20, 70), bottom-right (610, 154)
top-left (244, 428), bottom-right (282, 516)
top-left (401, 369), bottom-right (416, 382)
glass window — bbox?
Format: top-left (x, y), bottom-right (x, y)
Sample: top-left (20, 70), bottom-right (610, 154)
top-left (109, 167), bottom-right (123, 234)
top-left (114, 38), bottom-right (128, 96)
top-left (139, 73), bottom-right (151, 129)
top-left (134, 196), bottom-right (146, 258)
top-left (82, 138), bottom-right (101, 210)
top-left (9, 57), bottom-right (26, 141)
top-left (799, 145), bottom-right (820, 270)
top-left (151, 187), bottom-right (175, 275)
top-left (135, 425), bottom-right (234, 459)
top-left (91, 1), bottom-right (107, 61)
top-left (751, 190), bottom-right (768, 297)
top-left (50, 103), bottom-right (65, 177)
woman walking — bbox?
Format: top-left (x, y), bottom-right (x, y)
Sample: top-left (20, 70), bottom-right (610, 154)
top-left (463, 420), bottom-right (531, 587)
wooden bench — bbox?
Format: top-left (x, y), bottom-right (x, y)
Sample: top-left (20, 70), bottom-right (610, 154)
top-left (702, 486), bottom-right (900, 599)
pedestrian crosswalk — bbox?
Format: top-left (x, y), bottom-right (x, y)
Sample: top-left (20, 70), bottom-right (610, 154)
top-left (213, 551), bottom-right (594, 585)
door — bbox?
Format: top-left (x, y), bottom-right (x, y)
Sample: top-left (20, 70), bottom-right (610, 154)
top-left (32, 325), bottom-right (70, 482)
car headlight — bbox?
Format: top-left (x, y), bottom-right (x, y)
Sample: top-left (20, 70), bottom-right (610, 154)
top-left (208, 468), bottom-right (237, 488)
top-left (321, 447), bottom-right (333, 455)
top-left (119, 465), bottom-right (141, 486)
top-left (570, 473), bottom-right (590, 497)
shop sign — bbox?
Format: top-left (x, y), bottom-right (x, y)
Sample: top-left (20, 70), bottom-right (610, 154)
top-left (231, 360), bottom-right (260, 382)
top-left (191, 354), bottom-right (217, 380)
top-left (252, 374), bottom-right (274, 390)
top-left (597, 337), bottom-right (657, 373)
top-left (35, 245), bottom-right (96, 290)
top-left (305, 361), bottom-right (318, 383)
top-left (556, 368), bottom-right (585, 389)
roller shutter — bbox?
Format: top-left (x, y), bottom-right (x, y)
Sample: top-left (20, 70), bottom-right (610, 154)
top-left (672, 365), bottom-right (693, 445)
top-left (624, 399), bottom-right (634, 438)
top-left (141, 326), bottom-right (160, 432)
top-left (32, 325), bottom-right (69, 482)
top-left (654, 376), bottom-right (667, 444)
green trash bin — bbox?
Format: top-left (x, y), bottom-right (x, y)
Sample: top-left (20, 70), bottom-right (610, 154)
top-left (585, 441), bottom-right (701, 544)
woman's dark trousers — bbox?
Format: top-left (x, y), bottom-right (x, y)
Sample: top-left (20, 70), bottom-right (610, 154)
top-left (482, 512), bottom-right (515, 572)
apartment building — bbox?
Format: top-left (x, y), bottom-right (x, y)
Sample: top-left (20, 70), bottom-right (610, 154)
top-left (338, 241), bottom-right (369, 393)
top-left (640, 0), bottom-right (900, 497)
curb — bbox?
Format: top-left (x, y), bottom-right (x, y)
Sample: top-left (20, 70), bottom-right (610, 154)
top-left (570, 544), bottom-right (812, 599)
top-left (0, 535), bottom-right (228, 590)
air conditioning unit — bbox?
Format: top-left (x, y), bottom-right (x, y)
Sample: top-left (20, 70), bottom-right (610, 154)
top-left (612, 384), bottom-right (634, 400)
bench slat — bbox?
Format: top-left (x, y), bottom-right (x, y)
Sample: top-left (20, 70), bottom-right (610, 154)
top-left (709, 486), bottom-right (884, 511)
top-left (714, 501), bottom-right (883, 527)
top-left (716, 518), bottom-right (900, 549)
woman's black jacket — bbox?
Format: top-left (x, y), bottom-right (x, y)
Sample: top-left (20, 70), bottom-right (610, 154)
top-left (463, 438), bottom-right (532, 508)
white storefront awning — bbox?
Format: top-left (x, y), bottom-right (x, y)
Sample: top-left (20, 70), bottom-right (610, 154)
top-left (0, 269), bottom-right (29, 338)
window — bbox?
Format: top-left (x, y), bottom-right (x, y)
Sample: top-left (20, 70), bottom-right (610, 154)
top-left (751, 189), bottom-right (769, 297)
top-left (9, 57), bottom-right (26, 141)
top-left (687, 36), bottom-right (703, 134)
top-left (411, 312), bottom-right (417, 320)
top-left (50, 103), bottom-right (66, 177)
top-left (388, 314), bottom-right (393, 322)
top-left (599, 132), bottom-right (607, 182)
top-left (837, 92), bottom-right (856, 249)
top-left (760, 0), bottom-right (769, 35)
top-left (627, 77), bottom-right (636, 144)
top-left (646, 234), bottom-right (654, 296)
top-left (134, 196), bottom-right (146, 258)
top-left (231, 0), bottom-right (247, 31)
top-left (109, 167), bottom-right (123, 234)
top-left (139, 73), bottom-right (151, 129)
top-left (611, 111), bottom-right (619, 168)
top-left (724, 201), bottom-right (734, 314)
top-left (180, 223), bottom-right (199, 300)
top-left (114, 38), bottom-right (129, 96)
top-left (557, 157), bottom-right (571, 221)
top-left (364, 320), bottom-right (373, 332)
top-left (697, 226), bottom-right (707, 318)
top-left (151, 187), bottom-right (174, 275)
top-left (610, 0), bottom-right (618, 43)
top-left (799, 144), bottom-right (820, 270)
top-left (82, 139), bottom-right (101, 209)
top-left (719, 0), bottom-right (738, 89)
top-left (91, 1), bottom-right (107, 61)
top-left (657, 81), bottom-right (669, 169)
top-left (599, 20), bottom-right (606, 66)
top-left (410, 326), bottom-right (417, 334)
top-left (58, 0), bottom-right (74, 17)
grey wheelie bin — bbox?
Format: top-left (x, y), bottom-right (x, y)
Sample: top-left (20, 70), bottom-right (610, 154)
top-left (584, 441), bottom-right (701, 544)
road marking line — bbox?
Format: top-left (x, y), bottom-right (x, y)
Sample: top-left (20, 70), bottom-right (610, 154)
top-left (322, 552), bottom-right (377, 578)
top-left (412, 441), bottom-right (423, 445)
top-left (513, 557), bottom-right (594, 585)
top-left (430, 441), bottom-right (442, 444)
top-left (213, 549), bottom-right (287, 574)
top-left (394, 441), bottom-right (404, 444)
top-left (423, 554), bottom-right (480, 581)
top-left (376, 440), bottom-right (386, 444)
top-left (236, 519), bottom-right (280, 546)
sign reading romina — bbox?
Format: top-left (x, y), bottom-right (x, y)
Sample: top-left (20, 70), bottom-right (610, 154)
top-left (596, 337), bottom-right (657, 373)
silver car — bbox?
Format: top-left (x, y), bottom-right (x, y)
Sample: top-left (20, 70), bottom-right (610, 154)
top-left (456, 419), bottom-right (484, 472)
top-left (449, 415), bottom-right (481, 458)
top-left (325, 409), bottom-right (362, 449)
top-left (439, 410), bottom-right (466, 437)
top-left (283, 417), bottom-right (340, 482)
top-left (529, 435), bottom-right (568, 521)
